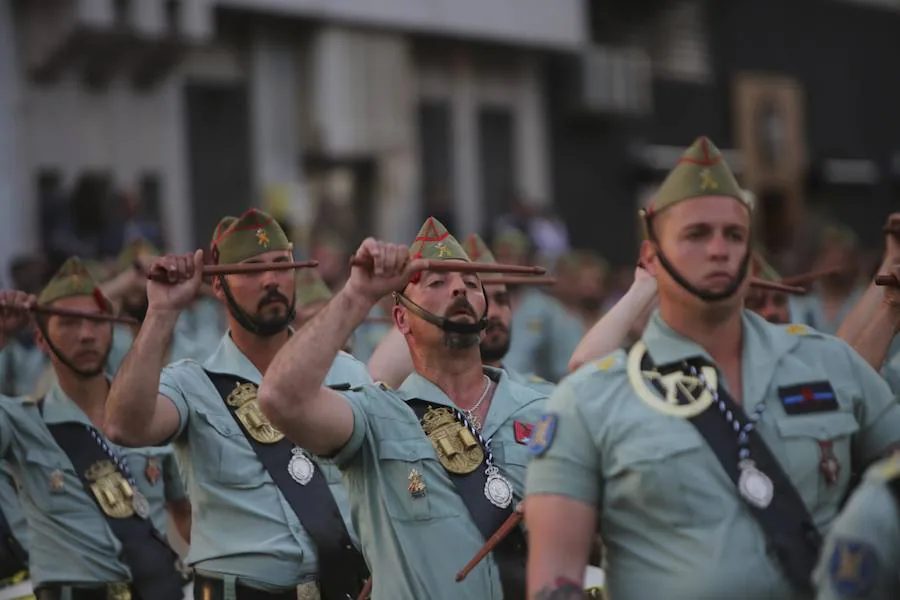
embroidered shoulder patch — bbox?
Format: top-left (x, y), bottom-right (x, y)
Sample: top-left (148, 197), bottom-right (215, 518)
top-left (514, 420), bottom-right (534, 445)
top-left (828, 540), bottom-right (879, 597)
top-left (528, 414), bottom-right (558, 457)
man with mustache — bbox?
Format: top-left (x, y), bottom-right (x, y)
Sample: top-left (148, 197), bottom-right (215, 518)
top-left (0, 258), bottom-right (190, 599)
top-left (257, 218), bottom-right (548, 599)
top-left (524, 137), bottom-right (900, 600)
top-left (366, 233), bottom-right (555, 395)
top-left (103, 209), bottom-right (371, 600)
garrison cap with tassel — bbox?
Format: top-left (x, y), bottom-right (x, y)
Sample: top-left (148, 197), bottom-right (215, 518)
top-left (39, 256), bottom-right (114, 314)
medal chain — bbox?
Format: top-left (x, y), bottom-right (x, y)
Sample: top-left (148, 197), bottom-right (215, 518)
top-left (463, 375), bottom-right (492, 431)
top-left (686, 363), bottom-right (767, 463)
top-left (86, 426), bottom-right (139, 491)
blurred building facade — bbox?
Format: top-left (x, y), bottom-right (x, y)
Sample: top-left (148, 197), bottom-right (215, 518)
top-left (551, 0), bottom-right (900, 269)
top-left (0, 0), bottom-right (583, 267)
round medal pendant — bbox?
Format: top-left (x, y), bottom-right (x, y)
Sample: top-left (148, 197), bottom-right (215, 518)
top-left (288, 448), bottom-right (315, 486)
top-left (738, 460), bottom-right (774, 509)
top-left (132, 490), bottom-right (150, 519)
top-left (484, 466), bottom-right (513, 509)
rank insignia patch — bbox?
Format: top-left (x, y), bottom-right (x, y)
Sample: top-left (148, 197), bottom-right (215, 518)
top-left (528, 414), bottom-right (558, 457)
top-left (778, 381), bottom-right (839, 415)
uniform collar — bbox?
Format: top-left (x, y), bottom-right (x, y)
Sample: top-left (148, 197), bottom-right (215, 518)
top-left (41, 380), bottom-right (96, 426)
top-left (202, 331), bottom-right (264, 385)
top-left (400, 366), bottom-right (521, 439)
top-left (641, 308), bottom-right (800, 411)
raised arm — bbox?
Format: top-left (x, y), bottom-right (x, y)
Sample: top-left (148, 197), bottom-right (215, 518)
top-left (840, 262), bottom-right (900, 370)
top-left (366, 325), bottom-right (413, 388)
top-left (837, 214), bottom-right (900, 348)
top-left (0, 290), bottom-right (35, 353)
top-left (259, 239), bottom-right (424, 456)
top-left (105, 251), bottom-right (204, 447)
top-left (569, 266), bottom-right (657, 372)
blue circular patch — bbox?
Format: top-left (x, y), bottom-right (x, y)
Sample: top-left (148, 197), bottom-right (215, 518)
top-left (828, 539), bottom-right (879, 597)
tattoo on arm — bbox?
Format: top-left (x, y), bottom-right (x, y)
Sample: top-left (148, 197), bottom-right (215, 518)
top-left (533, 578), bottom-right (589, 600)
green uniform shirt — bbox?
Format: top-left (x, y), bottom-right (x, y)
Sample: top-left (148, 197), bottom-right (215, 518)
top-left (0, 459), bottom-right (28, 554)
top-left (0, 386), bottom-right (183, 587)
top-left (504, 366), bottom-right (556, 396)
top-left (526, 310), bottom-right (900, 600)
top-left (332, 367), bottom-right (547, 600)
top-left (814, 453), bottom-right (900, 600)
top-left (789, 287), bottom-right (864, 336)
top-left (504, 289), bottom-right (584, 383)
top-left (159, 333), bottom-right (371, 590)
top-left (0, 341), bottom-right (48, 397)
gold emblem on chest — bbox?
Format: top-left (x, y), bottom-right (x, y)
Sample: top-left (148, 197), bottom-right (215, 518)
top-left (86, 460), bottom-right (135, 519)
top-left (421, 406), bottom-right (484, 475)
top-left (226, 382), bottom-right (285, 444)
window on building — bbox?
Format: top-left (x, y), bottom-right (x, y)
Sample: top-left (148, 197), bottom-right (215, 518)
top-left (418, 100), bottom-right (456, 230)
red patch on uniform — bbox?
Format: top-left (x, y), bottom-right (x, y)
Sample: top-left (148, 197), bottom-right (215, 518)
top-left (514, 421), bottom-right (534, 445)
top-left (802, 387), bottom-right (814, 402)
top-left (145, 457), bottom-right (161, 485)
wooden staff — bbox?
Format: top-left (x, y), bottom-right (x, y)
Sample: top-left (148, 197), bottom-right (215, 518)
top-left (0, 303), bottom-right (140, 326)
top-left (146, 260), bottom-right (319, 281)
top-left (750, 278), bottom-right (806, 295)
top-left (780, 268), bottom-right (840, 287)
top-left (456, 511), bottom-right (524, 582)
top-left (357, 578), bottom-right (373, 600)
top-left (875, 274), bottom-right (900, 288)
top-left (481, 276), bottom-right (558, 286)
top-left (349, 256), bottom-right (546, 275)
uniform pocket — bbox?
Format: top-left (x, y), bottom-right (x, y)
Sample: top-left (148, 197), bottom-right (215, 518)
top-left (774, 411), bottom-right (859, 510)
top-left (607, 430), bottom-right (723, 526)
top-left (195, 409), bottom-right (263, 488)
top-left (377, 439), bottom-right (456, 522)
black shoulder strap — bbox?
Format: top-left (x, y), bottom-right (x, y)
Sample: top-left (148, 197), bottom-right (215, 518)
top-left (0, 501), bottom-right (28, 579)
top-left (405, 399), bottom-right (526, 600)
top-left (884, 468), bottom-right (900, 513)
top-left (641, 353), bottom-right (821, 593)
top-left (42, 420), bottom-right (184, 599)
top-left (202, 370), bottom-right (368, 600)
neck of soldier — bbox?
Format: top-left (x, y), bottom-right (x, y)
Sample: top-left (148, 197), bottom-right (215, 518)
top-left (230, 325), bottom-right (290, 376)
top-left (660, 297), bottom-right (744, 374)
top-left (57, 369), bottom-right (109, 428)
top-left (411, 344), bottom-right (487, 411)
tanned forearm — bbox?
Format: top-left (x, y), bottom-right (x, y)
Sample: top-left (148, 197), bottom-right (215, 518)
top-left (842, 303), bottom-right (900, 370)
top-left (105, 308), bottom-right (179, 446)
top-left (367, 326), bottom-right (413, 388)
top-left (837, 279), bottom-right (886, 347)
top-left (261, 288), bottom-right (373, 423)
top-left (532, 579), bottom-right (588, 600)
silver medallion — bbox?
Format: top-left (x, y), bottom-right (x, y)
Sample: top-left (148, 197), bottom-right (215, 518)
top-left (288, 448), bottom-right (315, 486)
top-left (132, 490), bottom-right (150, 519)
top-left (484, 466), bottom-right (513, 509)
top-left (738, 460), bottom-right (774, 509)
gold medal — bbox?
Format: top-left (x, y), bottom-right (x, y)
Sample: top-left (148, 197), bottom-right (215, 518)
top-left (421, 406), bottom-right (484, 474)
top-left (86, 460), bottom-right (135, 519)
top-left (226, 382), bottom-right (285, 444)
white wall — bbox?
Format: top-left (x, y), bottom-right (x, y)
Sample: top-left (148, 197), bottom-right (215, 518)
top-left (416, 50), bottom-right (551, 237)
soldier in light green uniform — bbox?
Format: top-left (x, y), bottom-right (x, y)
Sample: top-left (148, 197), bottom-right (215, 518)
top-left (0, 340), bottom-right (48, 398)
top-left (813, 452), bottom-right (900, 600)
top-left (498, 232), bottom-right (584, 383)
top-left (0, 259), bottom-right (190, 599)
top-left (0, 459), bottom-right (32, 597)
top-left (463, 233), bottom-right (556, 395)
top-left (103, 209), bottom-right (371, 600)
top-left (258, 218), bottom-right (550, 600)
top-left (524, 137), bottom-right (900, 600)
top-left (789, 225), bottom-right (865, 336)
top-left (102, 239), bottom-right (226, 375)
